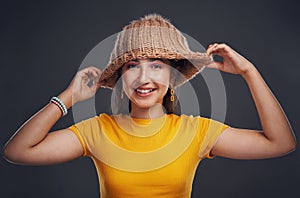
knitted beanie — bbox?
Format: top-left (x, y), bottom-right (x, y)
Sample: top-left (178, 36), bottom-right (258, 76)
top-left (99, 14), bottom-right (213, 88)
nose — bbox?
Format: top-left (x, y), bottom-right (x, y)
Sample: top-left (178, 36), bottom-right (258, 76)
top-left (137, 66), bottom-right (150, 84)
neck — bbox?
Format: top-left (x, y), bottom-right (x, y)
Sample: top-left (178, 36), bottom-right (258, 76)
top-left (130, 103), bottom-right (165, 119)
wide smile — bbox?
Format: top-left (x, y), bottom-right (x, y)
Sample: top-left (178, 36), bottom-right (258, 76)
top-left (134, 88), bottom-right (157, 97)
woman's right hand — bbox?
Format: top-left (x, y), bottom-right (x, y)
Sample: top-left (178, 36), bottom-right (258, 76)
top-left (66, 66), bottom-right (103, 105)
top-left (3, 66), bottom-right (104, 165)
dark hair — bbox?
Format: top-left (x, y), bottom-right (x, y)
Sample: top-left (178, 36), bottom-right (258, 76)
top-left (112, 59), bottom-right (184, 115)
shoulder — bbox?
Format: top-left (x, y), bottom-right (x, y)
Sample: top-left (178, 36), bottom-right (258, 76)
top-left (72, 113), bottom-right (113, 130)
top-left (168, 114), bottom-right (228, 131)
top-left (167, 114), bottom-right (204, 130)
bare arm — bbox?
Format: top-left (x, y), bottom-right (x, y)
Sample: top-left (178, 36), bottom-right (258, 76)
top-left (206, 43), bottom-right (296, 159)
top-left (3, 66), bottom-right (102, 165)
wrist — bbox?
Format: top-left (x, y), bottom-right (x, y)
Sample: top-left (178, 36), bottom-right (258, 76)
top-left (241, 64), bottom-right (259, 80)
top-left (57, 89), bottom-right (74, 109)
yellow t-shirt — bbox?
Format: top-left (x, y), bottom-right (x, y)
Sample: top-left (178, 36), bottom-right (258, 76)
top-left (69, 113), bottom-right (229, 198)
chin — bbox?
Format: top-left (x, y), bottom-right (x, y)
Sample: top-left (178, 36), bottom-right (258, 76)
top-left (132, 99), bottom-right (163, 109)
top-left (134, 102), bottom-right (156, 109)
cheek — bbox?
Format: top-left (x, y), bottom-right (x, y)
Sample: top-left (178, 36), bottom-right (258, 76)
top-left (121, 73), bottom-right (137, 99)
top-left (121, 76), bottom-right (131, 92)
top-left (152, 72), bottom-right (170, 87)
top-left (121, 71), bottom-right (134, 86)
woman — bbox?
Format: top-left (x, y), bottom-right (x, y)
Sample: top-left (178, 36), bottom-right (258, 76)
top-left (3, 14), bottom-right (296, 197)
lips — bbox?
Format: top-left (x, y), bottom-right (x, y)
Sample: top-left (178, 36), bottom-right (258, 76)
top-left (134, 87), bottom-right (157, 96)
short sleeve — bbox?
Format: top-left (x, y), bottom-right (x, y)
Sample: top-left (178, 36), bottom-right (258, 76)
top-left (68, 116), bottom-right (100, 157)
top-left (197, 117), bottom-right (229, 159)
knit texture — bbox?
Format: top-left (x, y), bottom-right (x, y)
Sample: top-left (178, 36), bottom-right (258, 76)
top-left (99, 14), bottom-right (213, 88)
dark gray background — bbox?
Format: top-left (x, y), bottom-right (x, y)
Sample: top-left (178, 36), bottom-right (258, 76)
top-left (1, 0), bottom-right (299, 197)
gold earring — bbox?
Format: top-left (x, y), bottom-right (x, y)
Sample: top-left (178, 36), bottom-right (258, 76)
top-left (170, 88), bottom-right (175, 102)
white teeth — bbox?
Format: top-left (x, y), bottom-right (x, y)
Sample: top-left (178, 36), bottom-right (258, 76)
top-left (136, 89), bottom-right (152, 94)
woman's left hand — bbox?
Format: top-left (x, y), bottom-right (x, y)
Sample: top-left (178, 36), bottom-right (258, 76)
top-left (206, 43), bottom-right (255, 76)
top-left (206, 43), bottom-right (296, 160)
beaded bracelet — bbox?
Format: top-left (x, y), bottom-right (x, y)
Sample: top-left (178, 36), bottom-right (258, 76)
top-left (50, 96), bottom-right (68, 116)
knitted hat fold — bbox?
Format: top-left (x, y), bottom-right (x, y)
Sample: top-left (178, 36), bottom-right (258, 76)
top-left (99, 14), bottom-right (213, 88)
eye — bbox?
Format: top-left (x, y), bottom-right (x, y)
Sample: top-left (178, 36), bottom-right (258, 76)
top-left (151, 64), bottom-right (162, 69)
top-left (127, 63), bottom-right (138, 69)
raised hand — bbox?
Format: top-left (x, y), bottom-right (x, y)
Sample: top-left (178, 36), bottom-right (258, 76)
top-left (66, 66), bottom-right (103, 105)
top-left (2, 65), bottom-right (105, 165)
top-left (207, 43), bottom-right (296, 160)
top-left (206, 43), bottom-right (255, 76)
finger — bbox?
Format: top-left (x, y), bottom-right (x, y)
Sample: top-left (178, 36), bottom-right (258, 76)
top-left (211, 50), bottom-right (228, 58)
top-left (80, 66), bottom-right (102, 77)
top-left (87, 66), bottom-right (102, 76)
top-left (90, 79), bottom-right (104, 92)
top-left (207, 43), bottom-right (214, 49)
top-left (90, 68), bottom-right (103, 83)
top-left (77, 72), bottom-right (97, 88)
top-left (214, 44), bottom-right (232, 54)
top-left (82, 68), bottom-right (102, 83)
top-left (89, 70), bottom-right (99, 80)
top-left (76, 66), bottom-right (104, 89)
top-left (206, 43), bottom-right (220, 55)
top-left (206, 61), bottom-right (223, 70)
top-left (208, 45), bottom-right (233, 58)
top-left (207, 43), bottom-right (230, 53)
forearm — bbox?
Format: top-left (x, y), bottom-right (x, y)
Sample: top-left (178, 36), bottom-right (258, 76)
top-left (242, 65), bottom-right (296, 149)
top-left (4, 90), bottom-right (73, 153)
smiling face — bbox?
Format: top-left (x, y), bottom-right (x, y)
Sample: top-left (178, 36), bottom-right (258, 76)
top-left (121, 59), bottom-right (171, 111)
